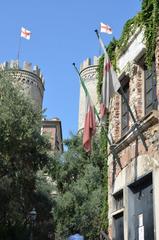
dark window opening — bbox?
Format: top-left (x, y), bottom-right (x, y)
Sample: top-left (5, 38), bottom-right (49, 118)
top-left (121, 77), bottom-right (129, 135)
top-left (128, 173), bottom-right (154, 240)
top-left (113, 212), bottom-right (124, 240)
top-left (113, 190), bottom-right (123, 211)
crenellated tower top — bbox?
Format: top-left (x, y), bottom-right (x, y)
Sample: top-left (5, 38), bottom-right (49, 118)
top-left (80, 56), bottom-right (99, 72)
top-left (0, 60), bottom-right (45, 110)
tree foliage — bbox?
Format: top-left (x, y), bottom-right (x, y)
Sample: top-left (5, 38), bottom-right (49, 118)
top-left (33, 171), bottom-right (55, 240)
top-left (50, 133), bottom-right (107, 240)
top-left (0, 72), bottom-right (53, 239)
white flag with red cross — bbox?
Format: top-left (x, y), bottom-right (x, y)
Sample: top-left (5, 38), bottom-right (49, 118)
top-left (100, 22), bottom-right (112, 34)
top-left (21, 27), bottom-right (31, 40)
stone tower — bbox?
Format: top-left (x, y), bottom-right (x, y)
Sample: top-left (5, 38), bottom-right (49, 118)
top-left (78, 56), bottom-right (99, 131)
top-left (0, 60), bottom-right (45, 110)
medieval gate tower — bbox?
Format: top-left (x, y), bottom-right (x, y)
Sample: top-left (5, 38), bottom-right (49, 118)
top-left (0, 60), bottom-right (45, 110)
top-left (78, 56), bottom-right (99, 131)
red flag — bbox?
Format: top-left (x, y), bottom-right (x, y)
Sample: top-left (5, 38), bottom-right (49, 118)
top-left (83, 94), bottom-right (96, 152)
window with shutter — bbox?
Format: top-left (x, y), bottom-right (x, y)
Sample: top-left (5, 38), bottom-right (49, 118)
top-left (145, 63), bottom-right (157, 115)
top-left (121, 81), bottom-right (129, 135)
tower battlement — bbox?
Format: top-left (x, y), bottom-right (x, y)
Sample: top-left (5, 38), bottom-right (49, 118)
top-left (0, 60), bottom-right (45, 85)
top-left (0, 60), bottom-right (45, 110)
top-left (80, 56), bottom-right (99, 72)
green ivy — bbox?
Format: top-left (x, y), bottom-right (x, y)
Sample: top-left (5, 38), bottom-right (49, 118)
top-left (117, 12), bottom-right (143, 57)
top-left (99, 124), bottom-right (109, 232)
top-left (117, 0), bottom-right (159, 67)
top-left (142, 0), bottom-right (159, 67)
top-left (96, 0), bottom-right (159, 99)
top-left (96, 54), bottom-right (104, 101)
top-left (107, 37), bottom-right (118, 70)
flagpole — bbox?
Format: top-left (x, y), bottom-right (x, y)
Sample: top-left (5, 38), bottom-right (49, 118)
top-left (72, 63), bottom-right (122, 168)
top-left (94, 29), bottom-right (148, 151)
top-left (17, 35), bottom-right (22, 61)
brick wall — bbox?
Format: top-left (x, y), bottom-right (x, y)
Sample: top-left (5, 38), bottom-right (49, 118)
top-left (109, 30), bottom-right (159, 174)
top-left (108, 30), bottom-right (159, 239)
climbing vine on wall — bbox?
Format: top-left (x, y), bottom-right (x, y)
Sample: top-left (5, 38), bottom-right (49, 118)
top-left (97, 0), bottom-right (159, 100)
top-left (142, 0), bottom-right (159, 67)
top-left (117, 12), bottom-right (142, 56)
top-left (99, 124), bottom-right (109, 233)
top-left (96, 54), bottom-right (104, 101)
top-left (96, 13), bottom-right (143, 100)
top-left (117, 0), bottom-right (159, 67)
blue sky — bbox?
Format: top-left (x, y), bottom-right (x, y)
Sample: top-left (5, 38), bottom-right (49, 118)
top-left (0, 0), bottom-right (141, 139)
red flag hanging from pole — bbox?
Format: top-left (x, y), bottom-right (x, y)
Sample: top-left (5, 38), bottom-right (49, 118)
top-left (72, 63), bottom-right (96, 152)
top-left (83, 92), bottom-right (96, 152)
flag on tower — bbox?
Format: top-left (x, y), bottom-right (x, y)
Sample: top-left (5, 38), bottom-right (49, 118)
top-left (100, 22), bottom-right (112, 34)
top-left (96, 30), bottom-right (120, 118)
top-left (21, 27), bottom-right (31, 40)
